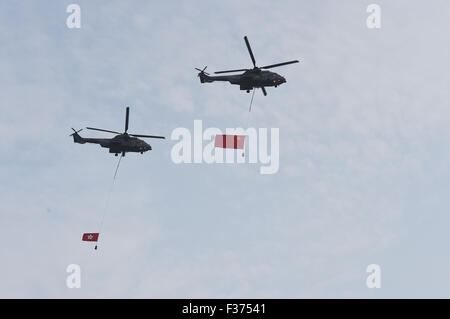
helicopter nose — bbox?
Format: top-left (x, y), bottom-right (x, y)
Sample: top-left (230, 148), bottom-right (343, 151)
top-left (280, 77), bottom-right (286, 83)
top-left (141, 143), bottom-right (151, 152)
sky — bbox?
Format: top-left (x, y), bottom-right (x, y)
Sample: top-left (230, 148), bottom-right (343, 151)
top-left (1, 0), bottom-right (450, 298)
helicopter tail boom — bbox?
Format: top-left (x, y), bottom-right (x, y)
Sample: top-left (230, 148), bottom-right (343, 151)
top-left (200, 73), bottom-right (241, 84)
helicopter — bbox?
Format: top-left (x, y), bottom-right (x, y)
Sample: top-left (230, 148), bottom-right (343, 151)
top-left (70, 107), bottom-right (165, 157)
top-left (196, 36), bottom-right (299, 96)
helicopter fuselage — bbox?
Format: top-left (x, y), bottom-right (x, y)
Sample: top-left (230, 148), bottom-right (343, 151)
top-left (72, 132), bottom-right (151, 155)
top-left (200, 69), bottom-right (286, 91)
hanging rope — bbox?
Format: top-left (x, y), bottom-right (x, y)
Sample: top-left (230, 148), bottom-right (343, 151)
top-left (241, 89), bottom-right (256, 157)
top-left (113, 154), bottom-right (123, 180)
top-left (248, 88), bottom-right (256, 112)
top-left (95, 154), bottom-right (124, 250)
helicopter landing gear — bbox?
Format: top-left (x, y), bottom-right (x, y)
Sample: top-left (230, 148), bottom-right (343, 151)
top-left (140, 152), bottom-right (143, 154)
top-left (115, 153), bottom-right (118, 156)
top-left (246, 90), bottom-right (250, 93)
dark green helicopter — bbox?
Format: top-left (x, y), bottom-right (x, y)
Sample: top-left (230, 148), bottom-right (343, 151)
top-left (70, 107), bottom-right (165, 157)
top-left (196, 36), bottom-right (299, 96)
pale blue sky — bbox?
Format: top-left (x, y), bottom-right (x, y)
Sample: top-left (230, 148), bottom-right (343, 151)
top-left (1, 0), bottom-right (450, 298)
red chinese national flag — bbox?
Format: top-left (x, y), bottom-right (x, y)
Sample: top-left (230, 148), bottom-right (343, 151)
top-left (82, 233), bottom-right (99, 242)
top-left (214, 135), bottom-right (245, 149)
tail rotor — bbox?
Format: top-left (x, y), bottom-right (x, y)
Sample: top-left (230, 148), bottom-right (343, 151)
top-left (195, 66), bottom-right (209, 76)
top-left (70, 128), bottom-right (83, 136)
top-left (70, 128), bottom-right (85, 144)
top-left (196, 66), bottom-right (210, 83)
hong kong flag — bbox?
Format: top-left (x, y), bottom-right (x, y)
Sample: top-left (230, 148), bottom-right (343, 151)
top-left (214, 135), bottom-right (245, 149)
top-left (82, 233), bottom-right (99, 242)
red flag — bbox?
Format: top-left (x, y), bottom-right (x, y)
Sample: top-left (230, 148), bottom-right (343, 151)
top-left (214, 135), bottom-right (245, 149)
top-left (82, 233), bottom-right (99, 242)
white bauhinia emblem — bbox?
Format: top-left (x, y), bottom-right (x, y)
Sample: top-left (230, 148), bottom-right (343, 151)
top-left (88, 235), bottom-right (93, 240)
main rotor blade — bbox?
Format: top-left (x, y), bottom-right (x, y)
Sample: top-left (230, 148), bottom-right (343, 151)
top-left (244, 36), bottom-right (256, 68)
top-left (130, 134), bottom-right (165, 139)
top-left (261, 60), bottom-right (299, 69)
top-left (125, 107), bottom-right (130, 133)
top-left (261, 87), bottom-right (267, 96)
top-left (214, 68), bottom-right (249, 74)
top-left (86, 127), bottom-right (121, 134)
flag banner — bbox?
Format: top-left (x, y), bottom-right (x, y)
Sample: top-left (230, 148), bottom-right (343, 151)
top-left (82, 233), bottom-right (100, 242)
top-left (214, 135), bottom-right (245, 149)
